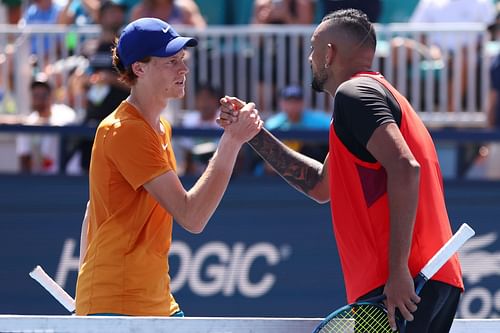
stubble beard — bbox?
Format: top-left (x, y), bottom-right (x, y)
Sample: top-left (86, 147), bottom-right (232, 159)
top-left (311, 67), bottom-right (328, 93)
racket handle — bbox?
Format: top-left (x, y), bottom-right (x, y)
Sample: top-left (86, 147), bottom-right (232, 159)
top-left (29, 265), bottom-right (76, 313)
top-left (419, 223), bottom-right (475, 280)
top-left (414, 272), bottom-right (428, 294)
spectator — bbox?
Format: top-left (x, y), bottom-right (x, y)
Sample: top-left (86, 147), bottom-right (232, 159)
top-left (256, 84), bottom-right (331, 174)
top-left (409, 0), bottom-right (496, 111)
top-left (266, 84), bottom-right (331, 146)
top-left (46, 55), bottom-right (89, 111)
top-left (251, 0), bottom-right (315, 115)
top-left (470, 51), bottom-right (500, 179)
top-left (320, 0), bottom-right (382, 23)
top-left (467, 8), bottom-right (500, 179)
top-left (410, 0), bottom-right (495, 53)
top-left (66, 43), bottom-right (130, 174)
top-left (252, 0), bottom-right (315, 25)
top-left (266, 85), bottom-right (331, 132)
top-left (16, 75), bottom-right (76, 174)
top-left (58, 0), bottom-right (100, 25)
top-left (175, 84), bottom-right (222, 176)
top-left (66, 1), bottom-right (130, 174)
top-left (130, 0), bottom-right (206, 27)
top-left (82, 0), bottom-right (129, 126)
top-left (488, 10), bottom-right (500, 131)
top-left (91, 0), bottom-right (126, 45)
top-left (1, 0), bottom-right (21, 24)
top-left (19, 0), bottom-right (62, 63)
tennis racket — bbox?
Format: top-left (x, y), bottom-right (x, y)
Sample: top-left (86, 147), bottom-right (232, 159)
top-left (29, 265), bottom-right (76, 313)
top-left (312, 223), bottom-right (475, 333)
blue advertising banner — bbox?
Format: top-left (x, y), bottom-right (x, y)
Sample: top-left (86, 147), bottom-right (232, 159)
top-left (0, 175), bottom-right (499, 318)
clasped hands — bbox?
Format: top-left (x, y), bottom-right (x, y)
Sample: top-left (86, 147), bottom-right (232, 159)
top-left (217, 96), bottom-right (262, 143)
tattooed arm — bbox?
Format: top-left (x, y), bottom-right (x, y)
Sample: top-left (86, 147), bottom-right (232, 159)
top-left (248, 128), bottom-right (330, 203)
top-left (219, 96), bottom-right (330, 202)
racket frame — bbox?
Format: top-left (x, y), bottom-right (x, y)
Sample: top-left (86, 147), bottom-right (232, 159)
top-left (312, 223), bottom-right (475, 333)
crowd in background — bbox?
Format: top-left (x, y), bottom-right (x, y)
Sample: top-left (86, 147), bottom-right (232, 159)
top-left (0, 0), bottom-right (500, 178)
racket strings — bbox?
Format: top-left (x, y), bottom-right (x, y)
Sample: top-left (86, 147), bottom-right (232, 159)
top-left (317, 304), bottom-right (394, 333)
top-left (355, 305), bottom-right (393, 332)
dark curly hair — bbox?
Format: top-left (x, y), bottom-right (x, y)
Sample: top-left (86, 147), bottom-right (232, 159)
top-left (321, 9), bottom-right (377, 51)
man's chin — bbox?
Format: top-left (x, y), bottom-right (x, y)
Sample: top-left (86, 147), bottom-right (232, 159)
top-left (311, 84), bottom-right (324, 93)
top-left (169, 90), bottom-right (186, 100)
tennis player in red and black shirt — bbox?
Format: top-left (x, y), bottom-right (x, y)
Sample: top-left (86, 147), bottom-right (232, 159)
top-left (220, 9), bottom-right (463, 333)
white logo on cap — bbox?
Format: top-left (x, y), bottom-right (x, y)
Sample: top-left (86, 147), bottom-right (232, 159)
top-left (162, 27), bottom-right (170, 34)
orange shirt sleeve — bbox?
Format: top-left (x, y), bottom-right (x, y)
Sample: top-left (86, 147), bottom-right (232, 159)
top-left (105, 120), bottom-right (174, 190)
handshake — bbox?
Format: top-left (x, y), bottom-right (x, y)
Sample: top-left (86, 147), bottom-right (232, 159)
top-left (216, 96), bottom-right (263, 144)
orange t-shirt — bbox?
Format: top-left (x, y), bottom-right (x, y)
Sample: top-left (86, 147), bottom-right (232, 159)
top-left (75, 101), bottom-right (180, 316)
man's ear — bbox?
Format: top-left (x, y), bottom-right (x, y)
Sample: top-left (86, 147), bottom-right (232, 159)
top-left (325, 43), bottom-right (336, 68)
top-left (131, 62), bottom-right (145, 77)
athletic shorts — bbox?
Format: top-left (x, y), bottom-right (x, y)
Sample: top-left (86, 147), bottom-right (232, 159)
top-left (358, 280), bottom-right (461, 333)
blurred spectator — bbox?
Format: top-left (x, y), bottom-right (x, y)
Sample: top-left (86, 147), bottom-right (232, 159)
top-left (130, 0), bottom-right (206, 27)
top-left (16, 74), bottom-right (76, 174)
top-left (58, 0), bottom-right (100, 25)
top-left (267, 85), bottom-right (331, 131)
top-left (256, 85), bottom-right (331, 175)
top-left (474, 51), bottom-right (500, 178)
top-left (57, 0), bottom-right (125, 115)
top-left (252, 0), bottom-right (315, 25)
top-left (467, 8), bottom-right (500, 179)
top-left (409, 0), bottom-right (496, 111)
top-left (93, 0), bottom-right (126, 44)
top-left (85, 45), bottom-right (129, 126)
top-left (174, 84), bottom-right (222, 176)
top-left (1, 0), bottom-right (21, 24)
top-left (66, 1), bottom-right (130, 174)
top-left (320, 0), bottom-right (382, 23)
top-left (488, 8), bottom-right (500, 131)
top-left (410, 0), bottom-right (495, 53)
top-left (45, 55), bottom-right (89, 111)
top-left (82, 0), bottom-right (129, 117)
top-left (19, 0), bottom-right (63, 64)
top-left (251, 0), bottom-right (315, 115)
top-left (65, 44), bottom-right (129, 174)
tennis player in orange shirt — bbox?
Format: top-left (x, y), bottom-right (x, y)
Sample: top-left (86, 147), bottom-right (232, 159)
top-left (75, 18), bottom-right (263, 317)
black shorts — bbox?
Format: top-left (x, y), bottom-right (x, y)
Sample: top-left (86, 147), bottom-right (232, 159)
top-left (358, 280), bottom-right (461, 333)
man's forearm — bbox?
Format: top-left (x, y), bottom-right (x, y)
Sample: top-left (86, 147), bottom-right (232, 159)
top-left (387, 163), bottom-right (420, 272)
top-left (248, 128), bottom-right (323, 195)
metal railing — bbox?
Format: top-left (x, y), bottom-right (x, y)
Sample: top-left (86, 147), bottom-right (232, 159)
top-left (0, 23), bottom-right (494, 126)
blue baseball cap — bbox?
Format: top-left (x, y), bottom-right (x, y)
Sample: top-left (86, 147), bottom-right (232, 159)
top-left (117, 18), bottom-right (198, 67)
top-left (280, 85), bottom-right (304, 99)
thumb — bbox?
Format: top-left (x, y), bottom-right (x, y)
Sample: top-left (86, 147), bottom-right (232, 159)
top-left (224, 96), bottom-right (246, 109)
top-left (241, 102), bottom-right (256, 112)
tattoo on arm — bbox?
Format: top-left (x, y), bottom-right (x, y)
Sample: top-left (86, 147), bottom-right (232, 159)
top-left (248, 129), bottom-right (324, 194)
